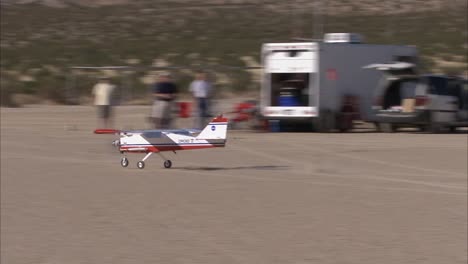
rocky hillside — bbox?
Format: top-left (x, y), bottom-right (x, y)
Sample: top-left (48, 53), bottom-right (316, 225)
top-left (2, 0), bottom-right (466, 14)
top-left (1, 0), bottom-right (466, 104)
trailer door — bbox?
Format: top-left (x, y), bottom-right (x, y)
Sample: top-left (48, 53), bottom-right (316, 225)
top-left (261, 43), bottom-right (318, 119)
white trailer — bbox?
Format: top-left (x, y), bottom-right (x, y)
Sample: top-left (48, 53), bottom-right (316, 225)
top-left (260, 33), bottom-right (418, 131)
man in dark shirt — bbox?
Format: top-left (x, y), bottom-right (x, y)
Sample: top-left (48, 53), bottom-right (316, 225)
top-left (151, 72), bottom-right (178, 129)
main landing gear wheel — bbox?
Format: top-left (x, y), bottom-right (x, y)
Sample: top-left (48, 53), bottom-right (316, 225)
top-left (137, 161), bottom-right (145, 169)
top-left (121, 157), bottom-right (129, 167)
top-left (164, 160), bottom-right (172, 169)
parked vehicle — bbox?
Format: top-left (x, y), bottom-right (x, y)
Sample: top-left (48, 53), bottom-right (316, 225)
top-left (367, 62), bottom-right (468, 132)
top-left (260, 33), bottom-right (418, 132)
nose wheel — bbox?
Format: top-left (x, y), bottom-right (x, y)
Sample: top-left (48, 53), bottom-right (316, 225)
top-left (164, 160), bottom-right (172, 169)
top-left (121, 157), bottom-right (129, 167)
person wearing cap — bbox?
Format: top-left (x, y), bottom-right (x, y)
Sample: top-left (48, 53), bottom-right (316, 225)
top-left (92, 77), bottom-right (115, 128)
top-left (151, 72), bottom-right (178, 129)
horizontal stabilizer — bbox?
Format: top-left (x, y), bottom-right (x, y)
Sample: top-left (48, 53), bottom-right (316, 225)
top-left (94, 128), bottom-right (120, 134)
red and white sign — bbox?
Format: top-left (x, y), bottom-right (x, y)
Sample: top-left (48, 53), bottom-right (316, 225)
top-left (327, 68), bottom-right (338, 81)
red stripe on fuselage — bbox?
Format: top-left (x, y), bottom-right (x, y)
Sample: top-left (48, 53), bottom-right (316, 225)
top-left (176, 145), bottom-right (225, 150)
top-left (120, 144), bottom-right (224, 153)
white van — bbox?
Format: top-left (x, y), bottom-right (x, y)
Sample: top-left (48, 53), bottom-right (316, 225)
top-left (367, 62), bottom-right (468, 132)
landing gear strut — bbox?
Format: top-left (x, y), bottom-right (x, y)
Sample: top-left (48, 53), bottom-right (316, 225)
top-left (158, 152), bottom-right (172, 169)
top-left (121, 152), bottom-right (173, 170)
top-left (136, 152), bottom-right (154, 170)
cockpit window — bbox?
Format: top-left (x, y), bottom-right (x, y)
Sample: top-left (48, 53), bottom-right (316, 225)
top-left (142, 132), bottom-right (162, 138)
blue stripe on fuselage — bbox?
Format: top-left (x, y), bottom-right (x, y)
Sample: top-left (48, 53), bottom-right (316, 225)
top-left (121, 143), bottom-right (224, 146)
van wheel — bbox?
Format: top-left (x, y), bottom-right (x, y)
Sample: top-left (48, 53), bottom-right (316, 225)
top-left (378, 123), bottom-right (396, 133)
top-left (373, 122), bottom-right (380, 131)
top-left (424, 112), bottom-right (443, 133)
top-left (337, 113), bottom-right (353, 132)
top-left (423, 123), bottom-right (441, 133)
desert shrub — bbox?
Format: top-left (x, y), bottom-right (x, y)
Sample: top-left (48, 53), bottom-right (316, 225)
top-left (36, 75), bottom-right (67, 103)
top-left (21, 80), bottom-right (39, 95)
top-left (0, 77), bottom-right (20, 107)
top-left (1, 3), bottom-right (466, 103)
top-left (441, 66), bottom-right (464, 76)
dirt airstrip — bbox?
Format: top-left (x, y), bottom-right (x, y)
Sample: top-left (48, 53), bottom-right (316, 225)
top-left (1, 105), bottom-right (467, 264)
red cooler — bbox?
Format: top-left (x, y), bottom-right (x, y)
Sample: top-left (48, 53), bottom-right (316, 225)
top-left (177, 102), bottom-right (191, 118)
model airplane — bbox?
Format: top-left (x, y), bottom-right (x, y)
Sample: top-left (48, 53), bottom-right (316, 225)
top-left (94, 116), bottom-right (228, 169)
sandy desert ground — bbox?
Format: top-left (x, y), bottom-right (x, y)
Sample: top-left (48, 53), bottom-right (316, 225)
top-left (1, 104), bottom-right (467, 264)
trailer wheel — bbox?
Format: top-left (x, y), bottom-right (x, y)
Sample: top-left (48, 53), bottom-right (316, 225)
top-left (337, 113), bottom-right (354, 132)
top-left (314, 111), bottom-right (336, 132)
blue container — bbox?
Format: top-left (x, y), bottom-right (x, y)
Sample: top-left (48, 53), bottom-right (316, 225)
top-left (269, 120), bottom-right (281, 132)
top-left (279, 95), bottom-right (299, 106)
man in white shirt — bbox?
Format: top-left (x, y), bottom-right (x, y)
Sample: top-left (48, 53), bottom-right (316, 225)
top-left (189, 72), bottom-right (212, 129)
top-left (92, 77), bottom-right (115, 128)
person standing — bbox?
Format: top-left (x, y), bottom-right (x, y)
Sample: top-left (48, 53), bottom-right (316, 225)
top-left (151, 72), bottom-right (178, 129)
top-left (92, 77), bottom-right (115, 128)
top-left (189, 72), bottom-right (212, 129)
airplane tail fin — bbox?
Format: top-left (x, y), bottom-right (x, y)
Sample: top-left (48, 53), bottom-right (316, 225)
top-left (196, 116), bottom-right (229, 140)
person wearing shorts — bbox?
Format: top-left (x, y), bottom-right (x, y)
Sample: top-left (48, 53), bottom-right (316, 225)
top-left (151, 73), bottom-right (178, 129)
top-left (92, 77), bottom-right (115, 128)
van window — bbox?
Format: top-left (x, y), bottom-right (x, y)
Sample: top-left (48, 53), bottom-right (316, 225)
top-left (142, 131), bottom-right (162, 138)
top-left (462, 81), bottom-right (468, 110)
top-left (447, 79), bottom-right (462, 97)
top-left (427, 76), bottom-right (449, 95)
top-left (400, 81), bottom-right (418, 98)
top-left (394, 56), bottom-right (417, 64)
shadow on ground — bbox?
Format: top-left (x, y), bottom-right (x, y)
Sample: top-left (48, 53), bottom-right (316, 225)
top-left (174, 165), bottom-right (289, 171)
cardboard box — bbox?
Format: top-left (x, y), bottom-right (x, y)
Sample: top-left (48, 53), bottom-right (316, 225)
top-left (402, 98), bottom-right (415, 113)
